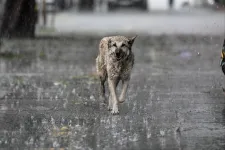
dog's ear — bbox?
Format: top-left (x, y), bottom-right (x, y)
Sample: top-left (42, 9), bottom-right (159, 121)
top-left (108, 39), bottom-right (112, 49)
top-left (128, 35), bottom-right (137, 46)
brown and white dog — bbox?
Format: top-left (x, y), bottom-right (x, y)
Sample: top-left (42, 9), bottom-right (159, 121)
top-left (96, 35), bottom-right (137, 115)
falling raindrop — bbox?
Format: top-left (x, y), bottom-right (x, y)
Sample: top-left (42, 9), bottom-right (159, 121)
top-left (11, 138), bottom-right (15, 144)
top-left (29, 137), bottom-right (34, 145)
top-left (129, 133), bottom-right (139, 142)
top-left (160, 130), bottom-right (165, 136)
top-left (16, 100), bottom-right (19, 106)
top-left (42, 118), bottom-right (48, 125)
top-left (147, 133), bottom-right (151, 138)
top-left (63, 100), bottom-right (68, 108)
top-left (37, 88), bottom-right (43, 101)
top-left (53, 141), bottom-right (59, 148)
top-left (51, 116), bottom-right (55, 126)
top-left (61, 117), bottom-right (65, 125)
top-left (11, 103), bottom-right (14, 108)
top-left (69, 120), bottom-right (72, 127)
top-left (90, 95), bottom-right (94, 100)
top-left (72, 88), bottom-right (76, 94)
top-left (54, 82), bottom-right (60, 86)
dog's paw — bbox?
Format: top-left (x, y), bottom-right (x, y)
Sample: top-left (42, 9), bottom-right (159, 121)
top-left (111, 109), bottom-right (119, 115)
top-left (111, 105), bottom-right (119, 115)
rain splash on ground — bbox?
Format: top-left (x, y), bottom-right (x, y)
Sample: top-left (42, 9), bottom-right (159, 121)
top-left (0, 34), bottom-right (225, 149)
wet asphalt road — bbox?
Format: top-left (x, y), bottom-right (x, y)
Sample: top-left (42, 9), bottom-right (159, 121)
top-left (0, 34), bottom-right (225, 149)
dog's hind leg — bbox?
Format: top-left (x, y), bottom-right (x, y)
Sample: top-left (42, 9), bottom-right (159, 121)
top-left (99, 75), bottom-right (107, 104)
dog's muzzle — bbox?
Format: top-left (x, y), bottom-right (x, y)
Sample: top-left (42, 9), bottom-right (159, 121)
top-left (116, 52), bottom-right (121, 58)
top-left (115, 51), bottom-right (125, 60)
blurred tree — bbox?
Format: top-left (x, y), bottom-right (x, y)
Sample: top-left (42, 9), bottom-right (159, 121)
top-left (0, 0), bottom-right (38, 38)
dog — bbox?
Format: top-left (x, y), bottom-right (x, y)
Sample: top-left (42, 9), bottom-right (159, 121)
top-left (96, 35), bottom-right (137, 115)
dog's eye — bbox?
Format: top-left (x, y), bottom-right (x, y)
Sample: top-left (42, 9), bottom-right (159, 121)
top-left (112, 43), bottom-right (117, 47)
top-left (121, 43), bottom-right (125, 47)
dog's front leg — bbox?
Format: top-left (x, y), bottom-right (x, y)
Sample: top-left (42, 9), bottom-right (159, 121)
top-left (108, 79), bottom-right (119, 111)
top-left (119, 79), bottom-right (129, 103)
top-left (108, 78), bottom-right (119, 115)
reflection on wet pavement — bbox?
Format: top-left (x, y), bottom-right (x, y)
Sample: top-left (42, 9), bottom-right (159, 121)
top-left (0, 35), bottom-right (225, 149)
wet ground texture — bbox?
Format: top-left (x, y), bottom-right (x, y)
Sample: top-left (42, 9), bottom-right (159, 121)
top-left (0, 35), bottom-right (225, 150)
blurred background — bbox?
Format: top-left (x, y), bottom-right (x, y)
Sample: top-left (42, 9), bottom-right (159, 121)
top-left (37, 0), bottom-right (225, 35)
top-left (0, 0), bottom-right (225, 150)
top-left (0, 0), bottom-right (225, 37)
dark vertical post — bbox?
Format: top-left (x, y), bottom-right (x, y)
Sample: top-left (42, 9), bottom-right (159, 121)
top-left (168, 0), bottom-right (174, 10)
top-left (0, 0), bottom-right (37, 38)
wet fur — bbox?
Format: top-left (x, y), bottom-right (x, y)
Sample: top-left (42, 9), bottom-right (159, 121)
top-left (96, 35), bottom-right (137, 115)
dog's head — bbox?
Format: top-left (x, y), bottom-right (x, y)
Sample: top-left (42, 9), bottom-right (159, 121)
top-left (108, 36), bottom-right (137, 61)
